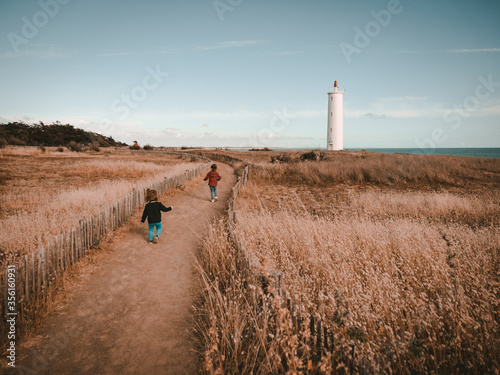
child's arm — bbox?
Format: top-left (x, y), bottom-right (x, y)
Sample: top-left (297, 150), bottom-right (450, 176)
top-left (159, 203), bottom-right (173, 212)
top-left (217, 172), bottom-right (221, 181)
top-left (141, 206), bottom-right (148, 223)
top-left (203, 172), bottom-right (209, 181)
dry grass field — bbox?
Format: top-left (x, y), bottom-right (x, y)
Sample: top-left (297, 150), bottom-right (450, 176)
top-left (196, 151), bottom-right (500, 374)
top-left (0, 146), bottom-right (200, 267)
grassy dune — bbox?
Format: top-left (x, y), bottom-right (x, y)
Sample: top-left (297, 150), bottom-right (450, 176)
top-left (196, 151), bottom-right (500, 374)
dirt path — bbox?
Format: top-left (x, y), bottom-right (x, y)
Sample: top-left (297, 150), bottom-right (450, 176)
top-left (10, 162), bottom-right (235, 375)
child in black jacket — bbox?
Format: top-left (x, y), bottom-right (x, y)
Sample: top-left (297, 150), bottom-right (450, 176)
top-left (141, 189), bottom-right (173, 244)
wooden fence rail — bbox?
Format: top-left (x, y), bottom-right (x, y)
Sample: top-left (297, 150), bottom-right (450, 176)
top-left (1, 154), bottom-right (211, 322)
top-left (204, 153), bottom-right (347, 366)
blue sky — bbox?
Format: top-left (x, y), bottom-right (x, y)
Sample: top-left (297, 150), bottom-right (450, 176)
top-left (0, 0), bottom-right (499, 148)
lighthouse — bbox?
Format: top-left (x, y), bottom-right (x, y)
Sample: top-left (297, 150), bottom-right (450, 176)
top-left (327, 81), bottom-right (344, 151)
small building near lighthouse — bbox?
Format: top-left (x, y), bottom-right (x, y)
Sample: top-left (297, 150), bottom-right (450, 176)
top-left (327, 81), bottom-right (344, 151)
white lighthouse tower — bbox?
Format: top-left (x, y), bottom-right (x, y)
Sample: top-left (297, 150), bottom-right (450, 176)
top-left (327, 81), bottom-right (344, 151)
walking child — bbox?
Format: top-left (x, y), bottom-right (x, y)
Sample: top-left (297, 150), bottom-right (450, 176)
top-left (141, 189), bottom-right (173, 244)
top-left (204, 164), bottom-right (222, 202)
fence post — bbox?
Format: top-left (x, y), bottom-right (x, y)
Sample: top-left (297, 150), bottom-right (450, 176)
top-left (24, 254), bottom-right (30, 303)
top-left (3, 268), bottom-right (7, 319)
top-left (2, 159), bottom-right (206, 310)
top-left (37, 246), bottom-right (43, 294)
top-left (17, 258), bottom-right (24, 312)
top-left (30, 252), bottom-right (35, 298)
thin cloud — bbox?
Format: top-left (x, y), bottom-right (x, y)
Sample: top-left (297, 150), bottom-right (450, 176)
top-left (161, 110), bottom-right (267, 122)
top-left (363, 113), bottom-right (387, 119)
top-left (345, 97), bottom-right (444, 119)
top-left (0, 48), bottom-right (67, 59)
top-left (100, 52), bottom-right (137, 57)
top-left (346, 96), bottom-right (500, 119)
top-left (378, 96), bottom-right (428, 102)
top-left (194, 40), bottom-right (266, 51)
top-left (446, 48), bottom-right (500, 53)
top-left (273, 51), bottom-right (304, 56)
top-left (480, 98), bottom-right (500, 115)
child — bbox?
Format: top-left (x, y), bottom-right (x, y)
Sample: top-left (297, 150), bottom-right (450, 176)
top-left (204, 164), bottom-right (222, 202)
top-left (141, 189), bottom-right (173, 244)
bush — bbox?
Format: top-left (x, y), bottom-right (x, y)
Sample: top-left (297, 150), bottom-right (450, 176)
top-left (250, 147), bottom-right (273, 151)
top-left (9, 137), bottom-right (26, 146)
top-left (300, 150), bottom-right (327, 161)
top-left (143, 144), bottom-right (154, 151)
top-left (38, 145), bottom-right (46, 152)
top-left (90, 142), bottom-right (100, 152)
top-left (129, 144), bottom-right (141, 150)
top-left (0, 122), bottom-right (127, 147)
top-left (0, 138), bottom-right (7, 148)
top-left (67, 141), bottom-right (82, 152)
top-left (57, 147), bottom-right (64, 152)
top-left (270, 153), bottom-right (292, 164)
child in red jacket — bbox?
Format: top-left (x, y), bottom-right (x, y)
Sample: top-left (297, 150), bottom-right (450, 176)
top-left (204, 164), bottom-right (221, 202)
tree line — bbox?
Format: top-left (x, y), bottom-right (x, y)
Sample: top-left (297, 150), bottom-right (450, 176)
top-left (0, 122), bottom-right (127, 148)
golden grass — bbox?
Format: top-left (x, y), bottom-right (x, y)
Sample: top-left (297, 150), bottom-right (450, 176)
top-left (196, 218), bottom-right (311, 374)
top-left (250, 153), bottom-right (499, 189)
top-left (0, 148), bottom-right (199, 264)
top-left (196, 152), bottom-right (500, 374)
top-left (235, 192), bottom-right (499, 373)
top-left (0, 147), bottom-right (205, 355)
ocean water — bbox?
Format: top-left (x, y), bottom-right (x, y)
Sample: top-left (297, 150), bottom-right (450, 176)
top-left (233, 147), bottom-right (500, 158)
top-left (349, 148), bottom-right (500, 158)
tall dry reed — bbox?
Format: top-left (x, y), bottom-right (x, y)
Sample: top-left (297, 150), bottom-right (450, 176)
top-left (0, 153), bottom-right (198, 265)
top-left (234, 193), bottom-right (499, 373)
top-left (251, 152), bottom-right (499, 188)
top-left (195, 218), bottom-right (335, 374)
top-left (196, 153), bottom-right (499, 374)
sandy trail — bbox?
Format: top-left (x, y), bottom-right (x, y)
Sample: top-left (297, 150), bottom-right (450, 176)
top-left (10, 162), bottom-right (235, 375)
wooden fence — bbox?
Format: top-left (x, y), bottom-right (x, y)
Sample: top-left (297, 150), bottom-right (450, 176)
top-left (204, 153), bottom-right (357, 369)
top-left (1, 155), bottom-right (211, 322)
top-left (202, 153), bottom-right (280, 284)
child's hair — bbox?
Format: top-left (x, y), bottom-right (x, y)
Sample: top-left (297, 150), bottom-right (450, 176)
top-left (146, 189), bottom-right (158, 202)
top-left (211, 163), bottom-right (217, 170)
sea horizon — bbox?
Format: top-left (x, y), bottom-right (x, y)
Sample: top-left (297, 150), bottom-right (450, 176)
top-left (226, 147), bottom-right (500, 159)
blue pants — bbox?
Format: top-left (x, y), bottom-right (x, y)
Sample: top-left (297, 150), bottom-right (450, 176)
top-left (210, 186), bottom-right (217, 200)
top-left (148, 222), bottom-right (162, 241)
